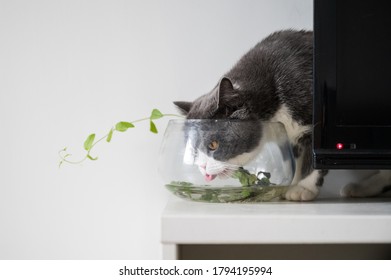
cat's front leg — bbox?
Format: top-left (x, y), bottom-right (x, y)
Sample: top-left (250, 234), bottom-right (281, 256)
top-left (284, 134), bottom-right (328, 201)
top-left (285, 169), bottom-right (326, 201)
top-left (341, 170), bottom-right (391, 197)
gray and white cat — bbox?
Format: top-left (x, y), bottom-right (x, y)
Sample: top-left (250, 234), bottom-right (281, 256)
top-left (174, 30), bottom-right (391, 201)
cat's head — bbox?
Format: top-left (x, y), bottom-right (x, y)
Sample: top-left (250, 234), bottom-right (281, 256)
top-left (174, 77), bottom-right (264, 182)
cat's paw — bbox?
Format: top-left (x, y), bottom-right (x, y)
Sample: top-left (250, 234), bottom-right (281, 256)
top-left (340, 183), bottom-right (372, 198)
top-left (341, 171), bottom-right (391, 197)
top-left (285, 185), bottom-right (319, 201)
top-left (340, 183), bottom-right (358, 197)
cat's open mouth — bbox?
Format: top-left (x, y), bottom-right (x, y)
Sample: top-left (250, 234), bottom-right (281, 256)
top-left (197, 159), bottom-right (239, 182)
top-left (203, 168), bottom-right (236, 182)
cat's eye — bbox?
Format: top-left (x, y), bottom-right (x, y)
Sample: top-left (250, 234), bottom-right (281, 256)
top-left (208, 140), bottom-right (219, 151)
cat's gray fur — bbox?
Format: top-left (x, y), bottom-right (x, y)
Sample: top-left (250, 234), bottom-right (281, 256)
top-left (174, 30), bottom-right (389, 201)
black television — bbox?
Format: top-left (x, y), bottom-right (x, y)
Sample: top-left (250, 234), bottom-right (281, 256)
top-left (313, 0), bottom-right (391, 169)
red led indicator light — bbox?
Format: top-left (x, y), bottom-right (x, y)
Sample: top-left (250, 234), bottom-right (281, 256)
top-left (336, 143), bottom-right (344, 150)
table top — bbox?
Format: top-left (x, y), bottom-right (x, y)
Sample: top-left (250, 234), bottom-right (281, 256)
top-left (161, 197), bottom-right (391, 244)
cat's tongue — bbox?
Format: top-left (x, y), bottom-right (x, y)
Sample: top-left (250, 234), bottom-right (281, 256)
top-left (205, 173), bottom-right (217, 182)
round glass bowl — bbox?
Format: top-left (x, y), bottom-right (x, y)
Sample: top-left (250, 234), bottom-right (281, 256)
top-left (158, 119), bottom-right (295, 203)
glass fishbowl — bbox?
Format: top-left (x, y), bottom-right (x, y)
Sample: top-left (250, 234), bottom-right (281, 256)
top-left (158, 119), bottom-right (295, 203)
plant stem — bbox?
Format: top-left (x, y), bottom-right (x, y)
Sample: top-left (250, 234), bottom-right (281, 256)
top-left (58, 111), bottom-right (184, 167)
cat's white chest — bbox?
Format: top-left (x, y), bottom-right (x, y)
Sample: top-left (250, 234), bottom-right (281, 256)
top-left (271, 104), bottom-right (310, 144)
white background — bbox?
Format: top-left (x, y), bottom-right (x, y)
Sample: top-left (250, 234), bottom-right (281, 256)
top-left (0, 0), bottom-right (369, 259)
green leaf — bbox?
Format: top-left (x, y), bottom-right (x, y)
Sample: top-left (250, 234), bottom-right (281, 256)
top-left (201, 190), bottom-right (214, 201)
top-left (106, 129), bottom-right (114, 142)
top-left (150, 120), bottom-right (158, 134)
top-left (115, 121), bottom-right (134, 132)
top-left (84, 134), bottom-right (95, 151)
top-left (150, 109), bottom-right (163, 120)
top-left (87, 154), bottom-right (98, 161)
top-left (241, 188), bottom-right (251, 198)
top-left (232, 167), bottom-right (258, 186)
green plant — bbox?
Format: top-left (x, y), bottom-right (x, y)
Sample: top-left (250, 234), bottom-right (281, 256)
top-left (58, 109), bottom-right (182, 167)
top-left (165, 167), bottom-right (280, 202)
top-left (232, 167), bottom-right (273, 187)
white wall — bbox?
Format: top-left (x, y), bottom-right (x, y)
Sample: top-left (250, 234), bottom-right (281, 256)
top-left (0, 0), bottom-right (360, 259)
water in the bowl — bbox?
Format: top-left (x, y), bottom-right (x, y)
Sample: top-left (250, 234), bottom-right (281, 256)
top-left (158, 120), bottom-right (295, 202)
top-left (165, 183), bottom-right (289, 203)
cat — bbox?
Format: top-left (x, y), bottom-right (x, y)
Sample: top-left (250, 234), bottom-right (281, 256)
top-left (174, 30), bottom-right (391, 201)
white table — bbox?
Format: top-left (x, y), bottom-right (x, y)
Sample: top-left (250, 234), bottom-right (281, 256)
top-left (161, 197), bottom-right (391, 259)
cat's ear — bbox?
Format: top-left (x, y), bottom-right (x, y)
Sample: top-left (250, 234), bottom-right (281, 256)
top-left (173, 101), bottom-right (192, 115)
top-left (217, 77), bottom-right (241, 106)
top-left (217, 77), bottom-right (250, 119)
top-left (217, 77), bottom-right (235, 101)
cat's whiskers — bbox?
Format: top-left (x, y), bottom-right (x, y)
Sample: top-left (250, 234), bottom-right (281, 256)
top-left (218, 163), bottom-right (240, 178)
